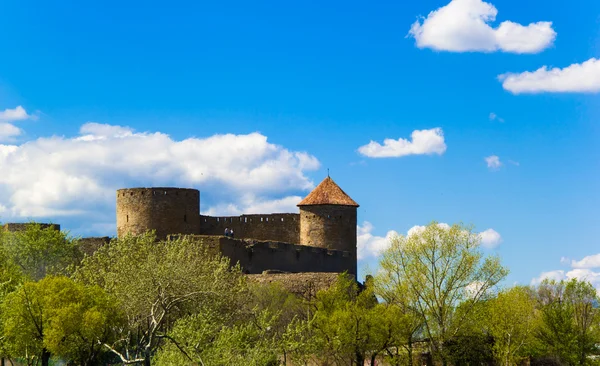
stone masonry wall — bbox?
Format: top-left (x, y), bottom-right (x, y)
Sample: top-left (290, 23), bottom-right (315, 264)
top-left (199, 213), bottom-right (300, 244)
top-left (117, 188), bottom-right (201, 240)
top-left (3, 223), bottom-right (61, 232)
top-left (177, 235), bottom-right (355, 276)
top-left (299, 205), bottom-right (357, 275)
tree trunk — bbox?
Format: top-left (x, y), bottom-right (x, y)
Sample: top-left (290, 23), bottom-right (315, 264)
top-left (370, 353), bottom-right (377, 365)
top-left (144, 349), bottom-right (151, 366)
top-left (1, 357), bottom-right (5, 366)
top-left (356, 349), bottom-right (364, 366)
top-left (41, 348), bottom-right (51, 366)
top-left (407, 337), bottom-right (413, 366)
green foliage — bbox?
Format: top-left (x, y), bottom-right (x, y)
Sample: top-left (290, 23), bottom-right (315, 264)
top-left (534, 278), bottom-right (600, 366)
top-left (154, 308), bottom-right (281, 366)
top-left (377, 222), bottom-right (509, 365)
top-left (75, 232), bottom-right (247, 364)
top-left (300, 274), bottom-right (404, 366)
top-left (486, 286), bottom-right (538, 366)
top-left (0, 276), bottom-right (119, 366)
top-left (2, 223), bottom-right (81, 281)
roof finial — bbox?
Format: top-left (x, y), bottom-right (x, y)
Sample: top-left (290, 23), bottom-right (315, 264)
top-left (327, 168), bottom-right (330, 177)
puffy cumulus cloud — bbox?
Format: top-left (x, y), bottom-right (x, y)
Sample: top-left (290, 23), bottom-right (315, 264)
top-left (203, 195), bottom-right (304, 216)
top-left (408, 0), bottom-right (555, 53)
top-left (407, 222), bottom-right (451, 237)
top-left (532, 253), bottom-right (600, 292)
top-left (0, 106), bottom-right (35, 142)
top-left (0, 123), bottom-right (320, 235)
top-left (357, 222), bottom-right (399, 260)
top-left (531, 270), bottom-right (566, 286)
top-left (0, 106), bottom-right (31, 122)
top-left (0, 123), bottom-right (22, 141)
top-left (408, 223), bottom-right (501, 248)
top-left (485, 155), bottom-right (502, 170)
top-left (478, 228), bottom-right (502, 248)
top-left (499, 58), bottom-right (600, 94)
top-left (77, 122), bottom-right (134, 141)
top-left (531, 269), bottom-right (600, 292)
top-left (571, 254), bottom-right (600, 269)
top-left (358, 128), bottom-right (446, 158)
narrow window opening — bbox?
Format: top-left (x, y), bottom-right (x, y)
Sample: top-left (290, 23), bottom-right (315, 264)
top-left (126, 214), bottom-right (129, 223)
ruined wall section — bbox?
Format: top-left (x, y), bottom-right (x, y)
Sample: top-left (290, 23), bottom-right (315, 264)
top-left (177, 235), bottom-right (355, 276)
top-left (199, 213), bottom-right (300, 244)
top-left (3, 223), bottom-right (61, 232)
top-left (117, 188), bottom-right (200, 240)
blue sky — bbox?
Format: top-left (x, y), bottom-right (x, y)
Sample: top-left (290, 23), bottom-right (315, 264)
top-left (0, 0), bottom-right (599, 288)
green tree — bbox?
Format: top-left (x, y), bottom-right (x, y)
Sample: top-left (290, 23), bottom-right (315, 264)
top-left (486, 286), bottom-right (538, 366)
top-left (0, 276), bottom-right (119, 366)
top-left (154, 308), bottom-right (281, 366)
top-left (2, 223), bottom-right (80, 281)
top-left (535, 278), bottom-right (599, 365)
top-left (75, 232), bottom-right (246, 366)
top-left (305, 274), bottom-right (400, 366)
top-left (377, 222), bottom-right (508, 365)
top-left (565, 279), bottom-right (600, 365)
top-left (535, 279), bottom-right (578, 365)
top-left (375, 272), bottom-right (424, 366)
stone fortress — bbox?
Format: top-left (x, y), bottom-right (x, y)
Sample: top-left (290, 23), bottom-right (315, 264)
top-left (116, 176), bottom-right (359, 277)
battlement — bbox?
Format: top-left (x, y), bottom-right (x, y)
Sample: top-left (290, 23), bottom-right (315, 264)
top-left (170, 235), bottom-right (354, 275)
top-left (200, 213), bottom-right (300, 244)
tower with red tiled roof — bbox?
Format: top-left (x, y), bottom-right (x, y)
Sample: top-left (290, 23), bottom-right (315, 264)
top-left (297, 176), bottom-right (359, 276)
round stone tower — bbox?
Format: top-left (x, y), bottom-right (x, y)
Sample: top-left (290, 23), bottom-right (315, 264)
top-left (116, 187), bottom-right (200, 240)
top-left (297, 177), bottom-right (359, 275)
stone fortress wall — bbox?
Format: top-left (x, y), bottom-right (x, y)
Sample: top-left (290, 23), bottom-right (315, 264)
top-left (115, 178), bottom-right (359, 276)
top-left (4, 177), bottom-right (359, 280)
top-left (171, 235), bottom-right (354, 275)
top-left (199, 213), bottom-right (300, 244)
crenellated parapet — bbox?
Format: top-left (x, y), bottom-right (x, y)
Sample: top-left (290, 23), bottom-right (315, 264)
top-left (200, 213), bottom-right (300, 243)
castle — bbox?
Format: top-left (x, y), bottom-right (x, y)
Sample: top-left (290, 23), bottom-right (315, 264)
top-left (115, 176), bottom-right (359, 277)
top-left (2, 177), bottom-right (359, 293)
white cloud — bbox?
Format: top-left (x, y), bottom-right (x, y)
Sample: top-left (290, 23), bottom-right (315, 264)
top-left (407, 222), bottom-right (451, 237)
top-left (479, 228), bottom-right (502, 248)
top-left (489, 112), bottom-right (504, 122)
top-left (571, 253), bottom-right (600, 269)
top-left (77, 122), bottom-right (134, 141)
top-left (485, 155), bottom-right (502, 170)
top-left (203, 195), bottom-right (303, 216)
top-left (408, 0), bottom-right (556, 53)
top-left (532, 254), bottom-right (600, 292)
top-left (0, 106), bottom-right (31, 122)
top-left (0, 123), bottom-right (22, 142)
top-left (0, 123), bottom-right (320, 235)
top-left (408, 223), bottom-right (501, 248)
top-left (358, 128), bottom-right (446, 158)
top-left (357, 222), bottom-right (399, 260)
top-left (531, 270), bottom-right (565, 286)
top-left (499, 58), bottom-right (600, 94)
top-left (0, 106), bottom-right (34, 142)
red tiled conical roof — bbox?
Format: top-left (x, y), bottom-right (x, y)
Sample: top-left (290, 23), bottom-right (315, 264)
top-left (297, 177), bottom-right (359, 207)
